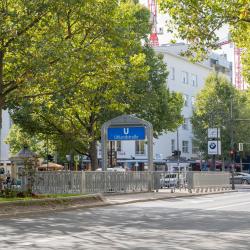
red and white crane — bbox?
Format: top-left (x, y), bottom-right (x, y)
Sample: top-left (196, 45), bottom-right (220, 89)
top-left (146, 1), bottom-right (245, 89)
top-left (218, 39), bottom-right (245, 90)
top-left (234, 47), bottom-right (245, 90)
top-left (148, 0), bottom-right (159, 46)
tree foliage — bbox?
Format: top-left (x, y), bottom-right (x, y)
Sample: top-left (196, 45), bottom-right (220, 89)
top-left (159, 0), bottom-right (250, 82)
top-left (0, 0), bottom-right (149, 126)
top-left (8, 1), bottom-right (183, 169)
top-left (10, 46), bottom-right (183, 169)
top-left (191, 73), bottom-right (249, 160)
top-left (5, 124), bottom-right (51, 157)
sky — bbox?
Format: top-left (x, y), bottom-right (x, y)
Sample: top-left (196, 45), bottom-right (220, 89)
top-left (140, 0), bottom-right (234, 62)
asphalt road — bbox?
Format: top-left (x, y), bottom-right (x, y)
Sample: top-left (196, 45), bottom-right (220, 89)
top-left (1, 191), bottom-right (250, 250)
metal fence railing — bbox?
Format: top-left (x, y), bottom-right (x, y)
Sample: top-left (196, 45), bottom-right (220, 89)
top-left (32, 171), bottom-right (154, 194)
top-left (29, 170), bottom-right (231, 194)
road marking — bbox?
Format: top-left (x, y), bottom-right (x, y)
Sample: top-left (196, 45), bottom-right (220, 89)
top-left (190, 199), bottom-right (214, 204)
top-left (207, 200), bottom-right (250, 210)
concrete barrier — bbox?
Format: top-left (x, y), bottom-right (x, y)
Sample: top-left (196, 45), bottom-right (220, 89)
top-left (187, 171), bottom-right (231, 193)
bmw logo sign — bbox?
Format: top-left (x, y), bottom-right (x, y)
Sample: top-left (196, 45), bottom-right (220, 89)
top-left (209, 142), bottom-right (216, 149)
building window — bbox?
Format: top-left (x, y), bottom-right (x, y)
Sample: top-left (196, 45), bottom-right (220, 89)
top-left (192, 140), bottom-right (199, 154)
top-left (135, 141), bottom-right (145, 155)
top-left (191, 74), bottom-right (198, 86)
top-left (109, 141), bottom-right (121, 153)
top-left (191, 96), bottom-right (195, 107)
top-left (183, 94), bottom-right (189, 107)
top-left (170, 67), bottom-right (175, 80)
top-left (182, 141), bottom-right (189, 153)
top-left (171, 139), bottom-right (175, 152)
top-left (182, 118), bottom-right (188, 130)
top-left (115, 141), bottom-right (121, 152)
top-left (181, 71), bottom-right (188, 84)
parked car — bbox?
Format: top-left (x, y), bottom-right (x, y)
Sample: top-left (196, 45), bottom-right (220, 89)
top-left (160, 173), bottom-right (178, 188)
top-left (95, 167), bottom-right (125, 172)
top-left (231, 172), bottom-right (250, 184)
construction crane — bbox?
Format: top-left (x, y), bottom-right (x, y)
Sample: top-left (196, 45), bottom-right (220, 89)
top-left (148, 0), bottom-right (159, 46)
top-left (146, 1), bottom-right (245, 89)
top-left (218, 39), bottom-right (245, 90)
top-left (234, 47), bottom-right (245, 90)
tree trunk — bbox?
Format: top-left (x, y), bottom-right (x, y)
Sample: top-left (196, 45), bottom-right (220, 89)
top-left (89, 140), bottom-right (98, 171)
top-left (0, 108), bottom-right (2, 130)
top-left (0, 50), bottom-right (4, 129)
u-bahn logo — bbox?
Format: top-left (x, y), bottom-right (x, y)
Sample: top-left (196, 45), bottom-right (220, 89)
top-left (123, 128), bottom-right (129, 135)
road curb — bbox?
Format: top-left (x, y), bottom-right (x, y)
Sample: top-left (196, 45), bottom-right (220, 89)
top-left (0, 190), bottom-right (237, 219)
top-left (0, 193), bottom-right (106, 219)
top-left (105, 190), bottom-right (238, 206)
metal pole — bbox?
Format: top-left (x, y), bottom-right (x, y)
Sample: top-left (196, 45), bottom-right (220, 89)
top-left (211, 155), bottom-right (216, 171)
top-left (101, 124), bottom-right (108, 171)
top-left (110, 141), bottom-right (112, 168)
top-left (177, 128), bottom-right (180, 189)
top-left (240, 153), bottom-right (243, 172)
top-left (177, 128), bottom-right (180, 167)
top-left (230, 98), bottom-right (235, 190)
top-left (209, 114), bottom-right (216, 171)
top-left (46, 136), bottom-right (49, 171)
top-left (147, 123), bottom-right (154, 172)
top-left (0, 128), bottom-right (2, 162)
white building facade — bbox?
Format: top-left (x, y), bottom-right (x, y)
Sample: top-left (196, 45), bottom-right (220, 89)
top-left (153, 44), bottom-right (232, 161)
top-left (0, 109), bottom-right (11, 164)
top-left (153, 45), bottom-right (212, 161)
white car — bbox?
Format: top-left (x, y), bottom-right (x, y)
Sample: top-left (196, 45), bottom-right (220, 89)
top-left (95, 167), bottom-right (125, 172)
top-left (160, 173), bottom-right (178, 188)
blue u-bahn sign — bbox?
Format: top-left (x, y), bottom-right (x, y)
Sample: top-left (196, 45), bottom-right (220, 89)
top-left (108, 127), bottom-right (145, 140)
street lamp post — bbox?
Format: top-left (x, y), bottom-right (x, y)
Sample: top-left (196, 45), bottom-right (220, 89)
top-left (176, 128), bottom-right (180, 189)
top-left (209, 113), bottom-right (217, 171)
top-left (230, 99), bottom-right (235, 190)
top-left (177, 128), bottom-right (180, 170)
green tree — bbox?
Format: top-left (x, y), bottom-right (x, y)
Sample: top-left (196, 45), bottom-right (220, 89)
top-left (0, 0), bottom-right (54, 127)
top-left (234, 90), bottom-right (250, 159)
top-left (10, 46), bottom-right (183, 170)
top-left (1, 0), bottom-right (147, 127)
top-left (158, 0), bottom-right (250, 82)
top-left (8, 1), bottom-right (183, 170)
top-left (191, 73), bottom-right (248, 160)
top-left (1, 0), bottom-right (151, 168)
top-left (5, 124), bottom-right (51, 157)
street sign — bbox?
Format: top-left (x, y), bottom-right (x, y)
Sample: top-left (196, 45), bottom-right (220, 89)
top-left (107, 127), bottom-right (145, 140)
top-left (208, 140), bottom-right (221, 155)
top-left (239, 143), bottom-right (243, 151)
top-left (208, 128), bottom-right (220, 139)
top-left (101, 115), bottom-right (153, 171)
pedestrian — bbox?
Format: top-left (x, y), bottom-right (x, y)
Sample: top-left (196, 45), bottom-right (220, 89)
top-left (6, 171), bottom-right (11, 187)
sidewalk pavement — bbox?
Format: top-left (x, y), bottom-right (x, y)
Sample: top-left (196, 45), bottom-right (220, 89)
top-left (0, 188), bottom-right (234, 218)
top-left (104, 188), bottom-right (234, 205)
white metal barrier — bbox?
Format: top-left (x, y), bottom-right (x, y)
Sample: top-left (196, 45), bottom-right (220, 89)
top-left (32, 171), bottom-right (153, 194)
top-left (31, 171), bottom-right (231, 194)
top-left (186, 171), bottom-right (231, 192)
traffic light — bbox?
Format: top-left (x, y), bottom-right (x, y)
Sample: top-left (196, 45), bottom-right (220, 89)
top-left (229, 149), bottom-right (236, 161)
top-left (172, 150), bottom-right (181, 157)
